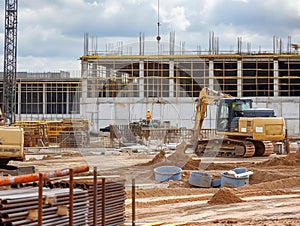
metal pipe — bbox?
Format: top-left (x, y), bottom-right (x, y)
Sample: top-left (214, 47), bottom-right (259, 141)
top-left (102, 178), bottom-right (106, 226)
top-left (69, 168), bottom-right (74, 226)
top-left (38, 173), bottom-right (43, 226)
top-left (35, 177), bottom-right (126, 226)
top-left (10, 208), bottom-right (86, 226)
top-left (93, 167), bottom-right (97, 226)
top-left (0, 200), bottom-right (38, 209)
top-left (0, 165), bottom-right (89, 186)
top-left (0, 188), bottom-right (89, 225)
top-left (132, 178), bottom-right (136, 226)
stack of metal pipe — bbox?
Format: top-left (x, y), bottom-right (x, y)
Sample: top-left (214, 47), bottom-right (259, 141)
top-left (71, 178), bottom-right (126, 226)
top-left (0, 187), bottom-right (89, 226)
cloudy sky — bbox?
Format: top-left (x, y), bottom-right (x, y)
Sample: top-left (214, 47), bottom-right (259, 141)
top-left (0, 0), bottom-right (300, 72)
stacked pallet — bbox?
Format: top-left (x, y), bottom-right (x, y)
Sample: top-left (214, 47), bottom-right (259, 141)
top-left (0, 187), bottom-right (89, 226)
top-left (13, 121), bottom-right (49, 147)
top-left (45, 121), bottom-right (63, 143)
top-left (58, 118), bottom-right (90, 148)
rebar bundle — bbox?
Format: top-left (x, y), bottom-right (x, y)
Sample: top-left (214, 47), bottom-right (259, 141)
top-left (66, 178), bottom-right (126, 226)
top-left (0, 187), bottom-right (89, 226)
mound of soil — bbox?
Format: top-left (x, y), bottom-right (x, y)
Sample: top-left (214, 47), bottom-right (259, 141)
top-left (208, 188), bottom-right (244, 205)
top-left (243, 176), bottom-right (300, 190)
top-left (260, 157), bottom-right (298, 166)
top-left (182, 158), bottom-right (201, 170)
top-left (136, 150), bottom-right (166, 166)
top-left (259, 151), bottom-right (300, 167)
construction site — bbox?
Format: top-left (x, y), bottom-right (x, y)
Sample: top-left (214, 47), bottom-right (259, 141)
top-left (1, 0), bottom-right (300, 225)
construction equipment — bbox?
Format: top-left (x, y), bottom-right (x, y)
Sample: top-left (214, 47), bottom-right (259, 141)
top-left (0, 125), bottom-right (25, 166)
top-left (192, 87), bottom-right (286, 157)
top-left (0, 108), bottom-right (25, 167)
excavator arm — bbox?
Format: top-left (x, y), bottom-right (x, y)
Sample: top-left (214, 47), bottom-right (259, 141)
top-left (191, 87), bottom-right (231, 150)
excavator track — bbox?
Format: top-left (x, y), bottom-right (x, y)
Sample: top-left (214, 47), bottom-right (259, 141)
top-left (262, 141), bottom-right (274, 156)
top-left (196, 139), bottom-right (273, 158)
top-left (252, 140), bottom-right (274, 156)
top-left (242, 141), bottom-right (255, 157)
top-left (196, 138), bottom-right (256, 157)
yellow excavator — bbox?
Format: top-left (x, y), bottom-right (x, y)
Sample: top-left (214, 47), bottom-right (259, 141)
top-left (191, 87), bottom-right (286, 157)
top-left (0, 108), bottom-right (25, 167)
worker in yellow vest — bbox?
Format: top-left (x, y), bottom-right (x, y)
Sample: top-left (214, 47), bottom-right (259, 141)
top-left (146, 109), bottom-right (152, 125)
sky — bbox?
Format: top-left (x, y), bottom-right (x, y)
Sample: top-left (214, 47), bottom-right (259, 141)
top-left (1, 0), bottom-right (300, 72)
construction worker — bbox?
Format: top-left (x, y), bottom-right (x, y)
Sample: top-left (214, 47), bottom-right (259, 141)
top-left (232, 103), bottom-right (244, 117)
top-left (146, 109), bottom-right (152, 124)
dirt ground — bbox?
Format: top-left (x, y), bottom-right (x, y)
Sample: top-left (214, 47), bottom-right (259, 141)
top-left (10, 145), bottom-right (300, 225)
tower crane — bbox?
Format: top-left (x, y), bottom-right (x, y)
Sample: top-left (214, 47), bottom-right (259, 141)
top-left (3, 0), bottom-right (18, 124)
top-left (0, 0), bottom-right (26, 167)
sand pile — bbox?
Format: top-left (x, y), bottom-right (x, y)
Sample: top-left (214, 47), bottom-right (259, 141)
top-left (286, 150), bottom-right (300, 160)
top-left (259, 151), bottom-right (300, 167)
top-left (136, 150), bottom-right (166, 166)
top-left (243, 176), bottom-right (300, 190)
top-left (208, 188), bottom-right (244, 205)
top-left (182, 158), bottom-right (201, 170)
top-left (136, 142), bottom-right (191, 168)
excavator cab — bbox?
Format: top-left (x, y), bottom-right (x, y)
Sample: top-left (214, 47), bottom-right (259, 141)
top-left (216, 98), bottom-right (253, 132)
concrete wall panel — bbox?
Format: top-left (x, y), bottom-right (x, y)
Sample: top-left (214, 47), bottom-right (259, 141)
top-left (83, 97), bottom-right (300, 135)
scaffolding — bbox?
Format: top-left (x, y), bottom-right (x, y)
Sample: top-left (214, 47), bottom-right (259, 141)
top-left (0, 35), bottom-right (300, 135)
top-left (81, 54), bottom-right (300, 99)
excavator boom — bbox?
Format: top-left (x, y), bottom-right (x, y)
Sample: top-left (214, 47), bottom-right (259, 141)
top-left (191, 88), bottom-right (231, 149)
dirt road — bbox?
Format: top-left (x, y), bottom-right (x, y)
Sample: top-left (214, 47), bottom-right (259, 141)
top-left (12, 147), bottom-right (300, 225)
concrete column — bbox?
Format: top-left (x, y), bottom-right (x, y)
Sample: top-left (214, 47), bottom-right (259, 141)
top-left (81, 61), bottom-right (88, 118)
top-left (66, 86), bottom-right (69, 115)
top-left (169, 61), bottom-right (174, 97)
top-left (273, 60), bottom-right (279, 97)
top-left (43, 83), bottom-right (46, 115)
top-left (237, 60), bottom-right (242, 97)
top-left (209, 60), bottom-right (214, 89)
top-left (139, 60), bottom-right (144, 98)
top-left (17, 83), bottom-right (21, 120)
top-left (91, 64), bottom-right (97, 98)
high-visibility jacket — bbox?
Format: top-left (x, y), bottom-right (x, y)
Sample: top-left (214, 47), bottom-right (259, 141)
top-left (146, 111), bottom-right (151, 120)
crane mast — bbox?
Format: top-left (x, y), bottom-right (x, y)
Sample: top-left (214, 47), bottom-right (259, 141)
top-left (3, 0), bottom-right (18, 124)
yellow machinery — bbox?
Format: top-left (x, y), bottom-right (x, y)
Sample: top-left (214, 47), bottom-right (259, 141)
top-left (0, 126), bottom-right (25, 166)
top-left (0, 106), bottom-right (25, 166)
top-left (192, 87), bottom-right (286, 157)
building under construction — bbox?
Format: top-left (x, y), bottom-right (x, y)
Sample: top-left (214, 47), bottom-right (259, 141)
top-left (1, 33), bottom-right (300, 135)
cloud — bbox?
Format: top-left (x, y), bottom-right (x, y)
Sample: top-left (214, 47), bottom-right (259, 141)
top-left (0, 0), bottom-right (300, 71)
top-left (160, 6), bottom-right (190, 31)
